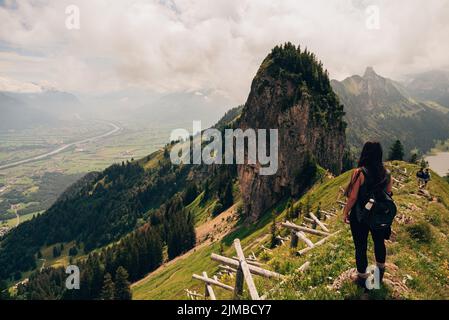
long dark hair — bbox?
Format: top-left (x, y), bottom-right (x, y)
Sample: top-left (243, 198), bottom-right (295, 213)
top-left (345, 141), bottom-right (387, 196)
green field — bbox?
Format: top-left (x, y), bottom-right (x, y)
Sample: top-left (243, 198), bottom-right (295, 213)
top-left (1, 212), bottom-right (40, 228)
top-left (0, 120), bottom-right (175, 225)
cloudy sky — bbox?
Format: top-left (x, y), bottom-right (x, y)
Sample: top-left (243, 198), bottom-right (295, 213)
top-left (0, 0), bottom-right (448, 105)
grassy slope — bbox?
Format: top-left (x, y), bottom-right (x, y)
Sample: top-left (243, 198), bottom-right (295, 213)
top-left (2, 212), bottom-right (39, 228)
top-left (186, 192), bottom-right (218, 226)
top-left (132, 162), bottom-right (449, 300)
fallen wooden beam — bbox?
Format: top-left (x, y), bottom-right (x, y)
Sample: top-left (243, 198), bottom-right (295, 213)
top-left (282, 221), bottom-right (330, 237)
top-left (250, 251), bottom-right (257, 261)
top-left (304, 217), bottom-right (319, 224)
top-left (211, 253), bottom-right (284, 280)
top-left (203, 272), bottom-right (217, 300)
top-left (296, 231), bottom-right (314, 248)
top-left (321, 210), bottom-right (336, 217)
top-left (232, 257), bottom-right (263, 267)
top-left (260, 245), bottom-right (272, 252)
top-left (418, 189), bottom-right (432, 199)
top-left (298, 261), bottom-right (311, 272)
top-left (297, 231), bottom-right (342, 256)
top-left (234, 239), bottom-right (260, 300)
top-left (303, 217), bottom-right (312, 223)
top-left (185, 289), bottom-right (204, 300)
top-left (309, 212), bottom-right (330, 232)
top-left (185, 289), bottom-right (195, 300)
top-left (219, 265), bottom-right (238, 274)
top-left (192, 274), bottom-right (234, 291)
top-left (395, 171), bottom-right (409, 179)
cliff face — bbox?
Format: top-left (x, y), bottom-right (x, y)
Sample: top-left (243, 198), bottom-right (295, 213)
top-left (238, 43), bottom-right (346, 220)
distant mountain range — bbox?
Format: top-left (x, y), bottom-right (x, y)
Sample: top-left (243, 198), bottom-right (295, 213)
top-left (405, 70), bottom-right (449, 108)
top-left (133, 90), bottom-right (232, 128)
top-left (0, 79), bottom-right (84, 130)
top-left (2, 67), bottom-right (449, 153)
top-left (331, 67), bottom-right (449, 154)
top-left (0, 92), bottom-right (54, 130)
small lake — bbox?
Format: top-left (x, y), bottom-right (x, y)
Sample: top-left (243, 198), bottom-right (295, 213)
top-left (425, 152), bottom-right (449, 177)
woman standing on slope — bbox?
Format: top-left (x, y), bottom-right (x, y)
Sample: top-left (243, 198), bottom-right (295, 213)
top-left (343, 142), bottom-right (393, 289)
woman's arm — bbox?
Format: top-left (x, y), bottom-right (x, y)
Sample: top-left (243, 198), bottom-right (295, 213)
top-left (343, 169), bottom-right (364, 224)
top-left (386, 176), bottom-right (393, 195)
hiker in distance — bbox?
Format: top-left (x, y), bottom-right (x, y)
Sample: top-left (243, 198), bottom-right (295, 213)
top-left (416, 168), bottom-right (425, 189)
top-left (423, 169), bottom-right (431, 188)
top-left (343, 142), bottom-right (397, 290)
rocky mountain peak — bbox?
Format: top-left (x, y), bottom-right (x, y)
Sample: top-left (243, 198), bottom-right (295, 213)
top-left (363, 66), bottom-right (379, 79)
top-left (237, 43), bottom-right (346, 220)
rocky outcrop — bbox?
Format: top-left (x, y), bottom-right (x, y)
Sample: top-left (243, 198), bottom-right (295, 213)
top-left (238, 43), bottom-right (346, 220)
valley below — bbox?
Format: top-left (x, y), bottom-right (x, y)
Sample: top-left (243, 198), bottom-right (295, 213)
top-left (0, 120), bottom-right (121, 171)
top-left (426, 152), bottom-right (449, 177)
top-left (0, 118), bottom-right (176, 229)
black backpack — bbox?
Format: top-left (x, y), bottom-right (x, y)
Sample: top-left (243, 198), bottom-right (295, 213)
top-left (355, 168), bottom-right (397, 232)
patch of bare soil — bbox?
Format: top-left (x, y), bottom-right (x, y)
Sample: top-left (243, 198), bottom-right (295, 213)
top-left (196, 204), bottom-right (239, 244)
top-left (131, 205), bottom-right (238, 288)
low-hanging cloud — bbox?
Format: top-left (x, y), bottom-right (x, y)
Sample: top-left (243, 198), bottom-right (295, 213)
top-left (0, 0), bottom-right (448, 103)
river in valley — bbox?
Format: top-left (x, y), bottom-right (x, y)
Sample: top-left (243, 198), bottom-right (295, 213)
top-left (425, 152), bottom-right (449, 177)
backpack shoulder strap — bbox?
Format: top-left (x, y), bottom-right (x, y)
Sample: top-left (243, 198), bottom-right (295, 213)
top-left (386, 169), bottom-right (391, 183)
top-left (360, 167), bottom-right (368, 177)
top-left (360, 167), bottom-right (370, 184)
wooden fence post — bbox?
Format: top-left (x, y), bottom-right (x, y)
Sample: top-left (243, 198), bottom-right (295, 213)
top-left (192, 239), bottom-right (285, 301)
top-left (233, 266), bottom-right (244, 299)
top-left (203, 272), bottom-right (216, 300)
top-left (290, 231), bottom-right (299, 248)
top-left (234, 239), bottom-right (260, 300)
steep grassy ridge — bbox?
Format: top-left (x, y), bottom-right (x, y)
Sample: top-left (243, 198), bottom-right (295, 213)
top-left (132, 162), bottom-right (449, 300)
